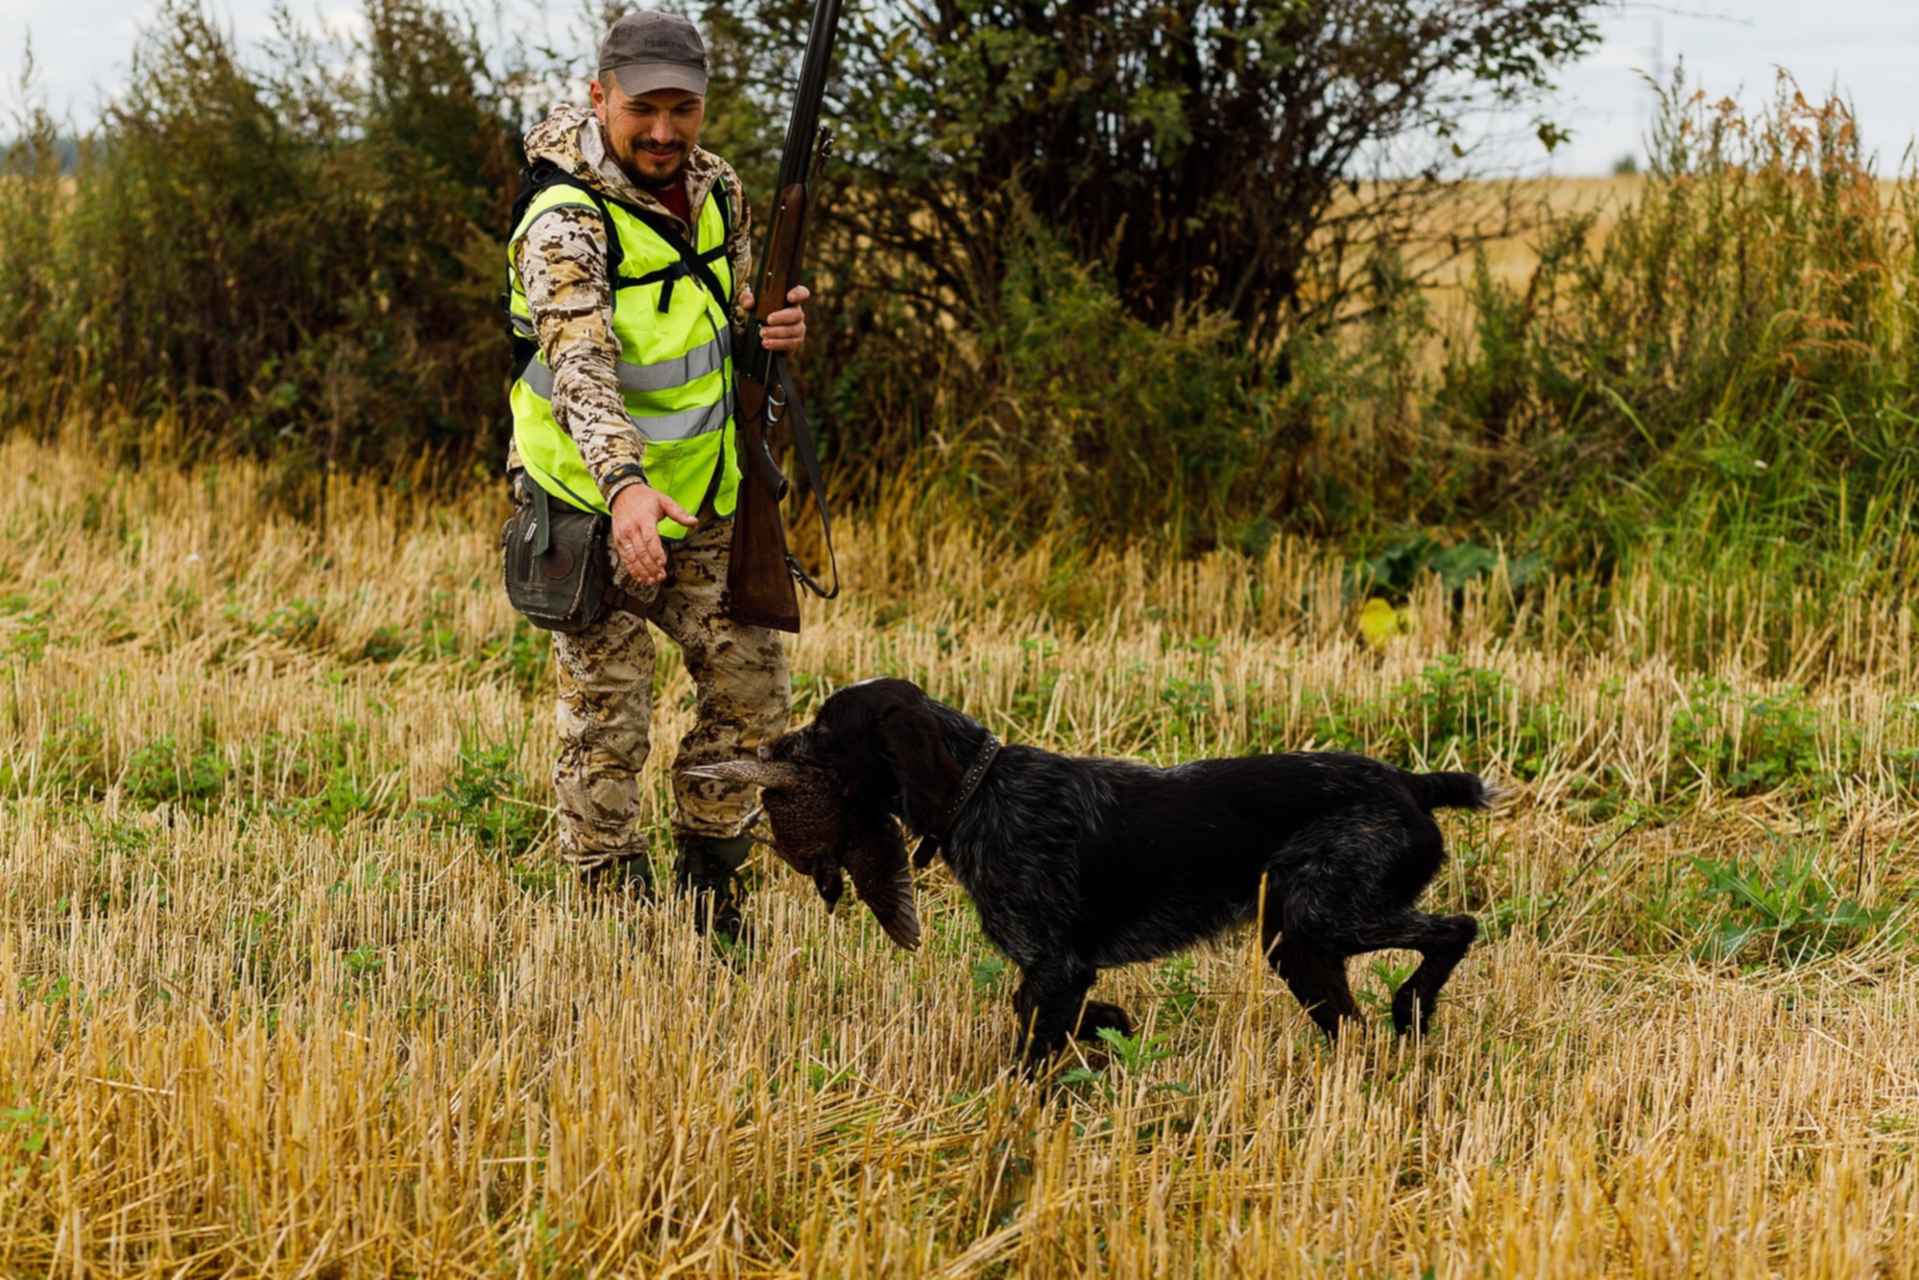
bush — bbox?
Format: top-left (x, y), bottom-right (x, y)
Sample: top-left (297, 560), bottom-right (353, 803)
top-left (1432, 70), bottom-right (1919, 578)
top-left (923, 218), bottom-right (1277, 546)
top-left (6, 11), bottom-right (1918, 591)
top-left (2, 0), bottom-right (541, 481)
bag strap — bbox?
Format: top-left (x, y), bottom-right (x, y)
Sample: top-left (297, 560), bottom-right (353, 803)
top-left (529, 481), bottom-right (553, 557)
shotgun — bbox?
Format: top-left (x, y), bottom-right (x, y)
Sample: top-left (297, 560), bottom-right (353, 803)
top-left (727, 0), bottom-right (843, 632)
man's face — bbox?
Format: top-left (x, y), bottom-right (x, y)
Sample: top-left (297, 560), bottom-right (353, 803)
top-left (591, 78), bottom-right (705, 189)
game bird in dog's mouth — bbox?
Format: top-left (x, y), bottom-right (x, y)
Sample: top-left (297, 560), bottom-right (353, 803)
top-left (683, 756), bottom-right (923, 950)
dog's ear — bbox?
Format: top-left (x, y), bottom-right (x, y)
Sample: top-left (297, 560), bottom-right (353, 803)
top-left (875, 697), bottom-right (961, 833)
top-left (840, 811), bottom-right (921, 950)
top-left (812, 864), bottom-right (845, 911)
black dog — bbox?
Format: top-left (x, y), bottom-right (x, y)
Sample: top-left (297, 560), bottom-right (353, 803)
top-left (767, 678), bottom-right (1491, 1062)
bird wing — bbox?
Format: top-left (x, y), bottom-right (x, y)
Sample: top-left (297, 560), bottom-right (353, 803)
top-left (839, 814), bottom-right (921, 951)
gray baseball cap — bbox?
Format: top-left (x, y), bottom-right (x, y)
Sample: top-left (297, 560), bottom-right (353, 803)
top-left (598, 11), bottom-right (709, 98)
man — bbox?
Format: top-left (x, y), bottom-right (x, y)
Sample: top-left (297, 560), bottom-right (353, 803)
top-left (504, 10), bottom-right (810, 942)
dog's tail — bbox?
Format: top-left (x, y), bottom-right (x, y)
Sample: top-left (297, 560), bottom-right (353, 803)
top-left (1405, 770), bottom-right (1499, 812)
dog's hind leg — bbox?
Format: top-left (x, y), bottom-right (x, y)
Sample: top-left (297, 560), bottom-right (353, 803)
top-left (1011, 959), bottom-right (1097, 1062)
top-left (1260, 871), bottom-right (1362, 1039)
top-left (1369, 912), bottom-right (1478, 1034)
top-left (1301, 908), bottom-right (1477, 1034)
top-left (1269, 935), bottom-right (1362, 1039)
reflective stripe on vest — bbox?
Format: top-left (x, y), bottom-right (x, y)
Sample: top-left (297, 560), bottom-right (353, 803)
top-left (515, 328), bottom-right (732, 401)
top-left (517, 359), bottom-right (730, 441)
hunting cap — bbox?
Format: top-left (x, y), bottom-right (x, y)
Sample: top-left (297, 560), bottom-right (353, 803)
top-left (598, 11), bottom-right (709, 98)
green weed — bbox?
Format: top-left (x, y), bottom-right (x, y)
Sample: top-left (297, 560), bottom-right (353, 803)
top-left (970, 955), bottom-right (1010, 995)
top-left (1685, 844), bottom-right (1890, 968)
top-left (415, 733), bottom-right (544, 859)
top-left (268, 723), bottom-right (387, 833)
top-left (361, 627), bottom-right (407, 663)
top-left (35, 715), bottom-right (110, 799)
top-left (0, 1106), bottom-right (54, 1176)
top-left (1668, 681), bottom-right (1842, 798)
top-left (475, 619), bottom-right (549, 695)
top-left (1061, 1028), bottom-right (1189, 1098)
top-left (122, 735), bottom-right (227, 813)
top-left (1351, 535), bottom-right (1545, 601)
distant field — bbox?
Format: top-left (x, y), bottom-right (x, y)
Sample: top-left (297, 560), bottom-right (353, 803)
top-left (1300, 175), bottom-right (1647, 371)
top-left (0, 426), bottom-right (1913, 1275)
top-left (1419, 173), bottom-right (1909, 296)
top-left (1427, 176), bottom-right (1640, 290)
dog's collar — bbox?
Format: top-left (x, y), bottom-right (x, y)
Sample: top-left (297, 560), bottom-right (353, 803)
top-left (912, 734), bottom-right (1000, 870)
top-left (942, 733), bottom-right (1001, 835)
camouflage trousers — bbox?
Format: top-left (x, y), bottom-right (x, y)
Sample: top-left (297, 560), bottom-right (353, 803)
top-left (550, 514), bottom-right (789, 873)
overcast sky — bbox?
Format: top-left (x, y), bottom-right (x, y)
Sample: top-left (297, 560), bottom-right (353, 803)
top-left (6, 1), bottom-right (1918, 176)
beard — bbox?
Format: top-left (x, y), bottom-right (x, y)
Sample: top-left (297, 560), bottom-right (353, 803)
top-left (618, 142), bottom-right (687, 190)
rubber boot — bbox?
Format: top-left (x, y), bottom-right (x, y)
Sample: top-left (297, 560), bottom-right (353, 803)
top-left (674, 832), bottom-right (754, 947)
top-left (578, 852), bottom-right (654, 900)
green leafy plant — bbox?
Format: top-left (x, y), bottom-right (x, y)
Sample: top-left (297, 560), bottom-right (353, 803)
top-left (415, 734), bottom-right (544, 859)
top-left (1668, 681), bottom-right (1840, 799)
top-left (1061, 1027), bottom-right (1185, 1096)
top-left (1156, 955), bottom-right (1202, 1023)
top-left (0, 1106), bottom-right (54, 1176)
top-left (1356, 958), bottom-right (1419, 1017)
top-left (970, 955), bottom-right (1010, 995)
top-left (1686, 846), bottom-right (1888, 967)
top-left (475, 619), bottom-right (549, 695)
top-left (361, 627), bottom-right (406, 663)
top-left (1352, 535), bottom-right (1544, 600)
top-left (122, 734), bottom-right (227, 813)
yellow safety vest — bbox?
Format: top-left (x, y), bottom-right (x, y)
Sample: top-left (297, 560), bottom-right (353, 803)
top-left (506, 179), bottom-right (737, 539)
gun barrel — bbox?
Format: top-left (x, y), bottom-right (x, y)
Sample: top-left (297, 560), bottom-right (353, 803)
top-left (772, 0), bottom-right (842, 204)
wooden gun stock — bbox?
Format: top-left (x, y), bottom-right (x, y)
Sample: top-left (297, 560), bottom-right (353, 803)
top-left (727, 370), bottom-right (800, 631)
top-left (726, 183), bottom-right (808, 633)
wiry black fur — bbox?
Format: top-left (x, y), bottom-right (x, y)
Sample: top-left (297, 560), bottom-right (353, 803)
top-left (769, 678), bottom-right (1490, 1062)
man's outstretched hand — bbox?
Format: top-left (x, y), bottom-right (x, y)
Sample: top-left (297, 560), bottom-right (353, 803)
top-left (611, 483), bottom-right (697, 586)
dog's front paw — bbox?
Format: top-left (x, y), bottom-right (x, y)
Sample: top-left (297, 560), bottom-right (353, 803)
top-left (1017, 1027), bottom-right (1069, 1069)
top-left (1076, 1001), bottom-right (1133, 1041)
top-left (1391, 983), bottom-right (1436, 1036)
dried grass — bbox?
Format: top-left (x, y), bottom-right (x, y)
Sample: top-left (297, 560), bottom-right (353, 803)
top-left (0, 428), bottom-right (1915, 1276)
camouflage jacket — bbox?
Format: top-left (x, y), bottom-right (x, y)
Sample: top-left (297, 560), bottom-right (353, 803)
top-left (507, 104), bottom-right (754, 507)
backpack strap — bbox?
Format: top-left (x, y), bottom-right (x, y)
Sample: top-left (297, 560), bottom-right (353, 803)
top-left (510, 161), bottom-right (628, 276)
top-left (505, 161), bottom-right (628, 374)
top-left (507, 163), bottom-right (734, 362)
top-left (613, 202), bottom-right (732, 315)
top-left (710, 176), bottom-right (733, 245)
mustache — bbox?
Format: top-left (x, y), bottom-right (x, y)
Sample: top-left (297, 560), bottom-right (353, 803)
top-left (637, 142), bottom-right (683, 156)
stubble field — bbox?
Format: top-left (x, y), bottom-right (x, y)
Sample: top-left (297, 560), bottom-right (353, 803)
top-left (1, 427), bottom-right (1915, 1276)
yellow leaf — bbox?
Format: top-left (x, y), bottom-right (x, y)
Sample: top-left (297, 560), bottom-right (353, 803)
top-left (1358, 597), bottom-right (1404, 651)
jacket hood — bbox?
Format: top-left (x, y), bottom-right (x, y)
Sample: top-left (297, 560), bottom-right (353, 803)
top-left (523, 105), bottom-right (613, 197)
